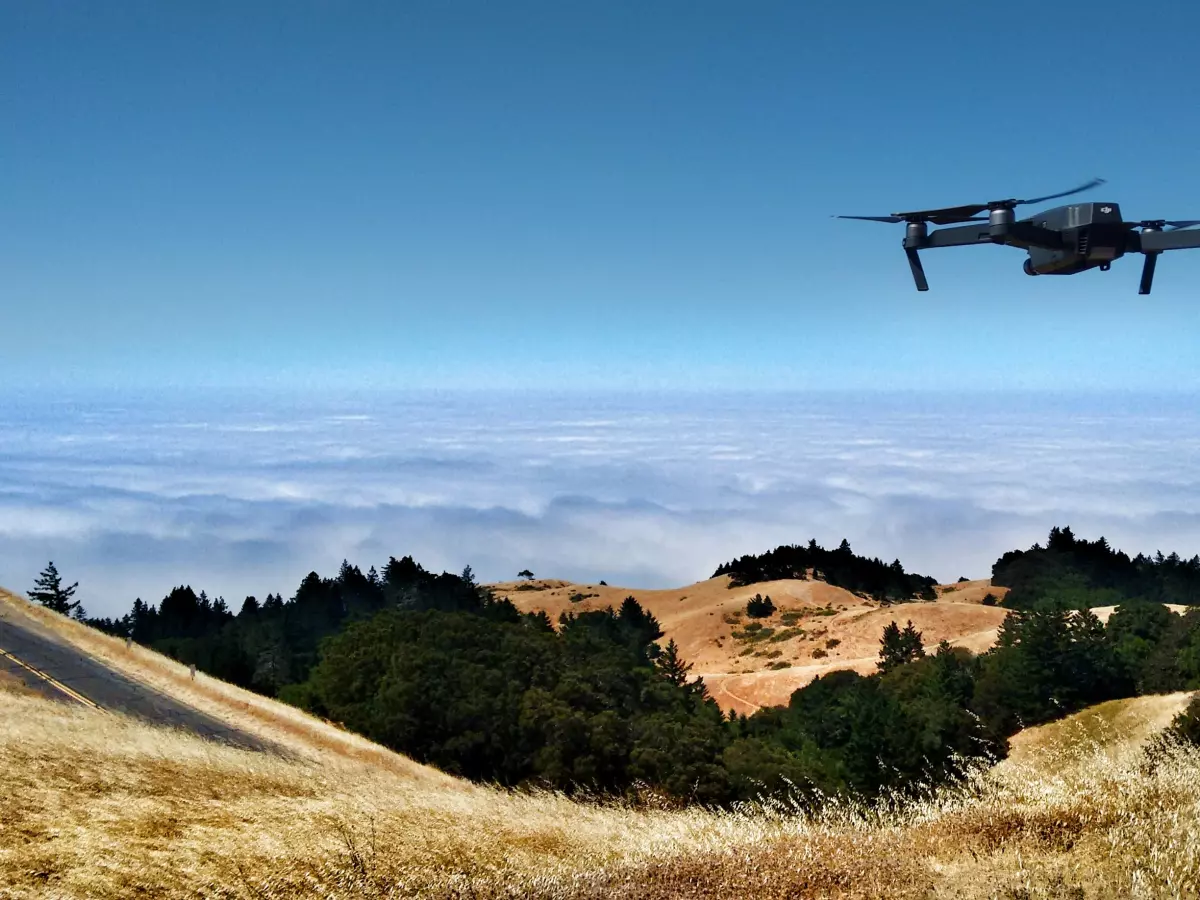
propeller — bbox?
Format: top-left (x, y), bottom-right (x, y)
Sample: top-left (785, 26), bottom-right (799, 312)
top-left (834, 214), bottom-right (988, 225)
top-left (835, 178), bottom-right (1106, 226)
top-left (1128, 219), bottom-right (1200, 230)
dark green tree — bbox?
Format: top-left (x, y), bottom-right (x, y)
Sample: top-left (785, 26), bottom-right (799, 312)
top-left (28, 561), bottom-right (80, 616)
top-left (746, 594), bottom-right (776, 618)
top-left (878, 619), bottom-right (924, 673)
top-left (656, 638), bottom-right (692, 686)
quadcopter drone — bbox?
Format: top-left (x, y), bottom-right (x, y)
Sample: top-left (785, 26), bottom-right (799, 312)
top-left (836, 178), bottom-right (1200, 294)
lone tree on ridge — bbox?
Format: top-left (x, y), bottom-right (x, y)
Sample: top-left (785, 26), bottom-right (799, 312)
top-left (29, 561), bottom-right (81, 617)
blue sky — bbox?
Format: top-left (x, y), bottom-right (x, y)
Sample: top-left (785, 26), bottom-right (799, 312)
top-left (5, 2), bottom-right (1200, 391)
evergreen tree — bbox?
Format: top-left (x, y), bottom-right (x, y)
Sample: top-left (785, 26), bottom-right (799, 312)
top-left (28, 561), bottom-right (80, 615)
top-left (746, 593), bottom-right (776, 618)
top-left (878, 619), bottom-right (924, 672)
top-left (899, 619), bottom-right (926, 660)
top-left (656, 638), bottom-right (692, 686)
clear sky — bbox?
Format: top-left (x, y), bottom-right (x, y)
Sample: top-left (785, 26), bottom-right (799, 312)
top-left (5, 1), bottom-right (1200, 392)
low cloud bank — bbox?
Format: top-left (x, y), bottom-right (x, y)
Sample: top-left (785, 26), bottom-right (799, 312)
top-left (2, 389), bottom-right (1197, 618)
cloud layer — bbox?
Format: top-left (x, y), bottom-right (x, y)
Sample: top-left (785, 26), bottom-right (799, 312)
top-left (2, 388), bottom-right (1198, 619)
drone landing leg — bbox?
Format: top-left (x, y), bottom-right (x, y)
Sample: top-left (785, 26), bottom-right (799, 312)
top-left (1138, 252), bottom-right (1159, 295)
top-left (905, 248), bottom-right (929, 291)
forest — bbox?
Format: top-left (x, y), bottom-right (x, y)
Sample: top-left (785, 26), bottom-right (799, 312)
top-left (58, 527), bottom-right (1200, 808)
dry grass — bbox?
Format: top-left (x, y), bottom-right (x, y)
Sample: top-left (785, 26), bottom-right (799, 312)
top-left (492, 576), bottom-right (1010, 714)
top-left (6, 586), bottom-right (1200, 898)
top-left (0, 587), bottom-right (454, 784)
top-left (3, 676), bottom-right (1200, 899)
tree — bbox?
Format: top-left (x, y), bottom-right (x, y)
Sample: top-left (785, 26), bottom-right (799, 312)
top-left (655, 638), bottom-right (692, 686)
top-left (878, 619), bottom-right (924, 673)
top-left (746, 594), bottom-right (776, 618)
top-left (518, 569), bottom-right (535, 581)
top-left (28, 561), bottom-right (80, 616)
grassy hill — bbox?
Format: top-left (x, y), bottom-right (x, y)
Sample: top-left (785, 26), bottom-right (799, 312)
top-left (491, 575), bottom-right (1009, 713)
top-left (2, 618), bottom-right (1197, 899)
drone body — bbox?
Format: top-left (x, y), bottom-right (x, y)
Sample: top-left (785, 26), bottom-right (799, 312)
top-left (837, 180), bottom-right (1200, 294)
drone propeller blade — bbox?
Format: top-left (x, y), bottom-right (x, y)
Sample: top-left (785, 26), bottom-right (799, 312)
top-left (1015, 177), bottom-right (1107, 206)
top-left (840, 177), bottom-right (1105, 228)
top-left (889, 203), bottom-right (988, 222)
top-left (833, 215), bottom-right (903, 223)
top-left (926, 214), bottom-right (989, 225)
top-left (834, 212), bottom-right (988, 225)
top-left (1125, 219), bottom-right (1200, 231)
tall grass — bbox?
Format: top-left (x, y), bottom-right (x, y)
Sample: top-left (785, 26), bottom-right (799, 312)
top-left (2, 682), bottom-right (1198, 899)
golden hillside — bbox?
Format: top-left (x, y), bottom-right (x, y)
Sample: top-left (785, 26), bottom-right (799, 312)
top-left (2, 635), bottom-right (1197, 899)
top-left (491, 575), bottom-right (1010, 714)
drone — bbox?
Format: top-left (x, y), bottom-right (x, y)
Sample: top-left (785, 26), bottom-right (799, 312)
top-left (836, 178), bottom-right (1200, 294)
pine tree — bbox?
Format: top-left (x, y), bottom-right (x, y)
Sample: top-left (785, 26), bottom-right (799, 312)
top-left (656, 638), bottom-right (692, 686)
top-left (746, 593), bottom-right (776, 618)
top-left (28, 561), bottom-right (80, 615)
top-left (878, 619), bottom-right (925, 672)
top-left (899, 619), bottom-right (926, 661)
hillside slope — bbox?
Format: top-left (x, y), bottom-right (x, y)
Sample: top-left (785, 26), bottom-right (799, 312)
top-left (0, 587), bottom-right (453, 783)
top-left (4, 662), bottom-right (1197, 899)
top-left (492, 575), bottom-right (1010, 713)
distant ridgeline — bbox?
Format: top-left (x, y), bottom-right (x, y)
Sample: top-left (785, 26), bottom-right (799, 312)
top-left (711, 538), bottom-right (939, 602)
top-left (993, 525), bottom-right (1200, 609)
top-left (71, 526), bottom-right (1200, 811)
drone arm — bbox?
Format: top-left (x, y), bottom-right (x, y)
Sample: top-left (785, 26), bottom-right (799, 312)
top-left (1137, 229), bottom-right (1200, 252)
top-left (920, 224), bottom-right (993, 249)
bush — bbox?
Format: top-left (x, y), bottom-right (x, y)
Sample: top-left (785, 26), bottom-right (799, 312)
top-left (811, 647), bottom-right (828, 659)
top-left (1167, 695), bottom-right (1200, 747)
top-left (981, 592), bottom-right (998, 607)
top-left (746, 594), bottom-right (776, 618)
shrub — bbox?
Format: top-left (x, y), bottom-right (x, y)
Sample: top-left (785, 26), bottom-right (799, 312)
top-left (981, 592), bottom-right (998, 607)
top-left (768, 627), bottom-right (805, 643)
top-left (1167, 695), bottom-right (1200, 747)
top-left (746, 594), bottom-right (776, 618)
top-left (811, 648), bottom-right (828, 659)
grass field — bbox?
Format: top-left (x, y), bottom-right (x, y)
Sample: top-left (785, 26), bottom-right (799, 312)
top-left (2, 675), bottom-right (1197, 899)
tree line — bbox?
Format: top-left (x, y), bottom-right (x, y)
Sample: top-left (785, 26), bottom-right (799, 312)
top-left (712, 537), bottom-right (939, 602)
top-left (25, 526), bottom-right (1200, 809)
top-left (993, 525), bottom-right (1200, 609)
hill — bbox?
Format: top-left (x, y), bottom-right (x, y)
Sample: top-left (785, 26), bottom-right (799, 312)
top-left (3, 652), bottom-right (1197, 899)
top-left (0, 587), bottom-right (453, 783)
top-left (492, 575), bottom-right (1009, 713)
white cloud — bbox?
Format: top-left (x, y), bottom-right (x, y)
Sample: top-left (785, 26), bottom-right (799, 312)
top-left (1, 389), bottom-right (1198, 618)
